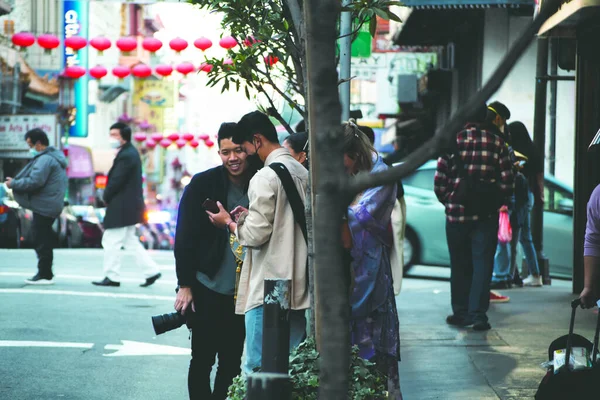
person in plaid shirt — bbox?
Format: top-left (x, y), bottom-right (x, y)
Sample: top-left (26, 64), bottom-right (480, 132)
top-left (434, 105), bottom-right (514, 331)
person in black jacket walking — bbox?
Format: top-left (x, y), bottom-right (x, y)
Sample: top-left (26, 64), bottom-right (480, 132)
top-left (92, 123), bottom-right (161, 288)
top-left (173, 123), bottom-right (255, 400)
top-left (6, 128), bottom-right (67, 285)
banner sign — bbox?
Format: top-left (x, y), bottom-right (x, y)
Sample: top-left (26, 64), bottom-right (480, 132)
top-left (0, 115), bottom-right (59, 158)
top-left (63, 0), bottom-right (89, 138)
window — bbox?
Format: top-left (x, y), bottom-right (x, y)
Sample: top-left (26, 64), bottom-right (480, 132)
top-left (544, 181), bottom-right (573, 213)
top-left (403, 169), bottom-right (436, 191)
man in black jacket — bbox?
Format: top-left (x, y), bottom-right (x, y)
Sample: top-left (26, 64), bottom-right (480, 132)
top-left (174, 122), bottom-right (255, 400)
top-left (92, 123), bottom-right (161, 288)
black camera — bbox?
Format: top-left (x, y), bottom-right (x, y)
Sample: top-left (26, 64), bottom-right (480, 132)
top-left (151, 311), bottom-right (190, 335)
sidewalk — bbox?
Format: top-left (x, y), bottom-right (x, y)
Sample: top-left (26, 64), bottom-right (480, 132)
top-left (397, 276), bottom-right (597, 400)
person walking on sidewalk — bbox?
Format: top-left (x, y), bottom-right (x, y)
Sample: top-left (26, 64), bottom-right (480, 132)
top-left (5, 128), bottom-right (67, 285)
top-left (207, 111), bottom-right (309, 374)
top-left (174, 123), bottom-right (255, 400)
top-left (434, 105), bottom-right (514, 331)
top-left (92, 123), bottom-right (161, 288)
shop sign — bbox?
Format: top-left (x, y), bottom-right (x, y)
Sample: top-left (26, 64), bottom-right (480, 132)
top-left (0, 115), bottom-right (59, 158)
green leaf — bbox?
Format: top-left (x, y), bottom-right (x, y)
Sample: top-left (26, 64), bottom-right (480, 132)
top-left (369, 17), bottom-right (377, 37)
top-left (373, 7), bottom-right (389, 20)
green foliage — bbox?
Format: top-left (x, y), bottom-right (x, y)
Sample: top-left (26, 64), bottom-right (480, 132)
top-left (227, 337), bottom-right (388, 399)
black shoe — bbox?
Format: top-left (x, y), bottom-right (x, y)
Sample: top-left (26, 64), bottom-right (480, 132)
top-left (512, 271), bottom-right (524, 288)
top-left (473, 321), bottom-right (492, 331)
top-left (92, 277), bottom-right (120, 287)
top-left (25, 273), bottom-right (54, 285)
top-left (446, 315), bottom-right (472, 327)
top-left (490, 281), bottom-right (512, 290)
top-left (140, 273), bottom-right (161, 287)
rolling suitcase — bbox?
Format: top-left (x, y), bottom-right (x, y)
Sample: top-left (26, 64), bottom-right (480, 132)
top-left (535, 299), bottom-right (600, 399)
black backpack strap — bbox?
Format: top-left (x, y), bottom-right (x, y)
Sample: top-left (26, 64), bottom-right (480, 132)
top-left (269, 162), bottom-right (308, 244)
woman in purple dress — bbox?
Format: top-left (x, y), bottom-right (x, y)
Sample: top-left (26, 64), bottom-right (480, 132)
top-left (342, 121), bottom-right (402, 399)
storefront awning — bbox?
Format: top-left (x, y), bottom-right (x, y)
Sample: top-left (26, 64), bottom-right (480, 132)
top-left (538, 0), bottom-right (600, 37)
top-left (401, 0), bottom-right (534, 8)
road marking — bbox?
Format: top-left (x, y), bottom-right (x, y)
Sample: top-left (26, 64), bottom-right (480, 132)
top-left (0, 272), bottom-right (177, 286)
top-left (0, 340), bottom-right (94, 349)
top-left (103, 340), bottom-right (190, 357)
top-left (0, 289), bottom-right (174, 301)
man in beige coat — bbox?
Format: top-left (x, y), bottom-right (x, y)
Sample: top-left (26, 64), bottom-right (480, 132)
top-left (207, 111), bottom-right (309, 374)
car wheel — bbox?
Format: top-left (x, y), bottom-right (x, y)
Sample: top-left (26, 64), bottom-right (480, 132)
top-left (403, 228), bottom-right (420, 275)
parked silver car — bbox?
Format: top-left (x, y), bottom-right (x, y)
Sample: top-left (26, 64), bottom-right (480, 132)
top-left (401, 160), bottom-right (574, 279)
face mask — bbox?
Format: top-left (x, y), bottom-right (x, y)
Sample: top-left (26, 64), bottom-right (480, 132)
top-left (109, 139), bottom-right (121, 149)
top-left (29, 149), bottom-right (39, 157)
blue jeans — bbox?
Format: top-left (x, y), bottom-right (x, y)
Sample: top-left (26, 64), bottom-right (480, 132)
top-left (446, 216), bottom-right (498, 324)
top-left (243, 306), bottom-right (307, 374)
top-left (492, 191), bottom-right (540, 282)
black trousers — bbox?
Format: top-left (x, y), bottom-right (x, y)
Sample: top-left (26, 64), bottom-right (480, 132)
top-left (32, 213), bottom-right (55, 278)
top-left (188, 282), bottom-right (245, 400)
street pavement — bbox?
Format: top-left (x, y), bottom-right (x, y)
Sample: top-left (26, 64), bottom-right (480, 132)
top-left (1, 250), bottom-right (598, 400)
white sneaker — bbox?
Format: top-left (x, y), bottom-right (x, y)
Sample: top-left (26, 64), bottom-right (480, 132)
top-left (523, 275), bottom-right (543, 287)
top-left (24, 274), bottom-right (54, 285)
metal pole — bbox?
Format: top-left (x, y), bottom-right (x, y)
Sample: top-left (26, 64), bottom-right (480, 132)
top-left (548, 39), bottom-right (558, 176)
top-left (531, 37), bottom-right (551, 285)
top-left (261, 279), bottom-right (291, 373)
top-left (11, 62), bottom-right (20, 115)
top-left (339, 0), bottom-right (352, 121)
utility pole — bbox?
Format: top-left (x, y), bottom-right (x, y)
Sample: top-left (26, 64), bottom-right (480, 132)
top-left (548, 38), bottom-right (558, 176)
top-left (339, 0), bottom-right (351, 121)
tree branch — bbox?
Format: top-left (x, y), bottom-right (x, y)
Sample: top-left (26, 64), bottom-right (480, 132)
top-left (283, 0), bottom-right (304, 43)
top-left (256, 67), bottom-right (305, 115)
top-left (258, 86), bottom-right (295, 134)
top-left (345, 0), bottom-right (562, 195)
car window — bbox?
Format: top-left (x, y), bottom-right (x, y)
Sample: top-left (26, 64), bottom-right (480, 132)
top-left (544, 181), bottom-right (573, 212)
top-left (403, 169), bottom-right (436, 191)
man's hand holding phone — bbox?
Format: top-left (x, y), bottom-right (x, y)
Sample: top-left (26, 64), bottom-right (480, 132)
top-left (205, 199), bottom-right (233, 229)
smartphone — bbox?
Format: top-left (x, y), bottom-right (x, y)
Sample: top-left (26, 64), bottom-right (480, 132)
top-left (202, 198), bottom-right (220, 214)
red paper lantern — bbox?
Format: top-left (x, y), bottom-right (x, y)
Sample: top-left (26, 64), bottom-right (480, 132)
top-left (193, 37), bottom-right (212, 51)
top-left (151, 133), bottom-right (164, 142)
top-left (265, 55), bottom-right (279, 67)
top-left (169, 37), bottom-right (188, 53)
top-left (189, 139), bottom-right (199, 149)
top-left (37, 34), bottom-right (60, 54)
top-left (168, 133), bottom-right (180, 141)
top-left (65, 66), bottom-right (86, 79)
top-left (134, 132), bottom-right (147, 142)
top-left (65, 36), bottom-right (87, 51)
top-left (176, 62), bottom-right (195, 76)
top-left (199, 134), bottom-right (210, 141)
top-left (112, 65), bottom-right (131, 80)
top-left (205, 139), bottom-right (215, 148)
top-left (176, 139), bottom-right (187, 149)
top-left (12, 32), bottom-right (35, 50)
top-left (142, 37), bottom-right (162, 53)
top-left (199, 63), bottom-right (213, 73)
top-left (155, 64), bottom-right (173, 77)
top-left (116, 37), bottom-right (137, 54)
top-left (90, 36), bottom-right (111, 55)
top-left (243, 36), bottom-right (260, 47)
top-left (132, 64), bottom-right (152, 79)
top-left (219, 36), bottom-right (237, 50)
top-left (146, 139), bottom-right (157, 149)
top-left (159, 138), bottom-right (172, 149)
top-left (182, 133), bottom-right (194, 141)
top-left (89, 65), bottom-right (108, 80)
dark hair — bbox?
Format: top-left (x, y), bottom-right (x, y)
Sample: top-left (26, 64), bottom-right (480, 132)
top-left (295, 119), bottom-right (306, 132)
top-left (508, 121), bottom-right (535, 158)
top-left (110, 122), bottom-right (132, 142)
top-left (217, 122), bottom-right (239, 147)
top-left (24, 128), bottom-right (49, 146)
top-left (284, 132), bottom-right (308, 154)
top-left (358, 126), bottom-right (375, 145)
top-left (342, 120), bottom-right (376, 173)
top-left (234, 111), bottom-right (278, 144)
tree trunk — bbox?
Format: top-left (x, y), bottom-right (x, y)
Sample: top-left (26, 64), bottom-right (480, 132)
top-left (305, 0), bottom-right (349, 399)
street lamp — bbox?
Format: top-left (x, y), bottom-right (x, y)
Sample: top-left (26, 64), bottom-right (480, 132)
top-left (58, 73), bottom-right (76, 202)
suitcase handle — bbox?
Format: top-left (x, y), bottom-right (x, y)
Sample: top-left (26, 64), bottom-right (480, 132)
top-left (564, 298), bottom-right (600, 371)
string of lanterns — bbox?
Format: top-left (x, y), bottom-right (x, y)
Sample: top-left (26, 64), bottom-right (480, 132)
top-left (133, 132), bottom-right (215, 150)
